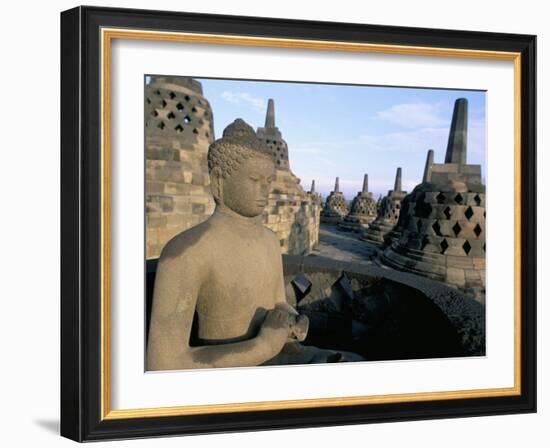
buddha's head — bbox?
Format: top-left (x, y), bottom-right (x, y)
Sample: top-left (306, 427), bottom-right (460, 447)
top-left (208, 119), bottom-right (275, 217)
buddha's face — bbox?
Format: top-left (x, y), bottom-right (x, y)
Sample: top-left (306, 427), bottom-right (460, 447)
top-left (221, 155), bottom-right (275, 217)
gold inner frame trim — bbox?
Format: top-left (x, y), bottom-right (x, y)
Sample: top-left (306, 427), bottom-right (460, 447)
top-left (100, 27), bottom-right (522, 421)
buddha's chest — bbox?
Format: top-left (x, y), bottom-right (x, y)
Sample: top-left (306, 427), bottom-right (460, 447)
top-left (195, 238), bottom-right (281, 341)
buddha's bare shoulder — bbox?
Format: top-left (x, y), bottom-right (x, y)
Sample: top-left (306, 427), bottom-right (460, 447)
top-left (158, 218), bottom-right (216, 263)
top-left (261, 225), bottom-right (281, 251)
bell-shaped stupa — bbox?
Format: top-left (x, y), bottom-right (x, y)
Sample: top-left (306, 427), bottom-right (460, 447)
top-left (338, 174), bottom-right (377, 231)
top-left (307, 179), bottom-right (322, 206)
top-left (383, 152), bottom-right (433, 247)
top-left (382, 98), bottom-right (486, 297)
top-left (361, 168), bottom-right (407, 244)
top-left (320, 177), bottom-right (349, 224)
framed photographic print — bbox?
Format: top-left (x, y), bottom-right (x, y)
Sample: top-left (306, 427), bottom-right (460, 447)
top-left (60, 5), bottom-right (536, 442)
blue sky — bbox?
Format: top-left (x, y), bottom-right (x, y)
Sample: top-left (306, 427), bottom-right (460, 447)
top-left (197, 78), bottom-right (486, 199)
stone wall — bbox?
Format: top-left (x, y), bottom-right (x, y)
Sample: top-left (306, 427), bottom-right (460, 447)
top-left (264, 170), bottom-right (320, 255)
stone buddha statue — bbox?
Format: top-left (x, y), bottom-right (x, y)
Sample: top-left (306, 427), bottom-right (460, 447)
top-left (147, 119), bottom-right (359, 370)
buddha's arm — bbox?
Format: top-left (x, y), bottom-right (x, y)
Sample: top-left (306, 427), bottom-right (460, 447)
top-left (147, 251), bottom-right (289, 371)
top-left (271, 237), bottom-right (309, 341)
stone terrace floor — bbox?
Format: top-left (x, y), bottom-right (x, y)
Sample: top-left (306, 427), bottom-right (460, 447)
top-left (309, 224), bottom-right (379, 264)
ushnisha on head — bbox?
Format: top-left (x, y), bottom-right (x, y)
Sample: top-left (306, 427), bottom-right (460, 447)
top-left (208, 119), bottom-right (276, 217)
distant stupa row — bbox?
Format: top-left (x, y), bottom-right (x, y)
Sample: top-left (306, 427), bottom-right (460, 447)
top-left (319, 169), bottom-right (404, 238)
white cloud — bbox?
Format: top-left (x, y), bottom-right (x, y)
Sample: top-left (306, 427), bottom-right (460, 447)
top-left (359, 127), bottom-right (449, 153)
top-left (220, 91), bottom-right (267, 112)
top-left (358, 118), bottom-right (486, 165)
top-left (376, 102), bottom-right (448, 128)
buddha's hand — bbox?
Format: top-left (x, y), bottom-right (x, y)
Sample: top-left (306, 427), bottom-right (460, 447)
top-left (288, 314), bottom-right (309, 342)
top-left (273, 302), bottom-right (308, 342)
top-left (259, 307), bottom-right (293, 352)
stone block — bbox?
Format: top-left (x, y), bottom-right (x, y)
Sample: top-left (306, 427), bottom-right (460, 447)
top-left (192, 203), bottom-right (205, 215)
top-left (446, 267), bottom-right (466, 286)
top-left (182, 170), bottom-right (193, 183)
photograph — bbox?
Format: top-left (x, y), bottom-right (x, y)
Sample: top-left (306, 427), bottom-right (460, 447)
top-left (144, 75), bottom-right (487, 370)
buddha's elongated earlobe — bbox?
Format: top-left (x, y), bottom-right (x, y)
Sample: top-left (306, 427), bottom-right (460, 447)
top-left (210, 167), bottom-right (223, 204)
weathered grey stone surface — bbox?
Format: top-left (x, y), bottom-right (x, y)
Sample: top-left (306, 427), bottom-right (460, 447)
top-left (381, 99), bottom-right (486, 299)
top-left (338, 174), bottom-right (377, 231)
top-left (361, 167), bottom-right (407, 244)
top-left (312, 224), bottom-right (379, 264)
top-left (147, 119), bottom-right (357, 371)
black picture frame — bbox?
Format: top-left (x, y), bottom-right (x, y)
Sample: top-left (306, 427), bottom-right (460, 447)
top-left (61, 5), bottom-right (536, 442)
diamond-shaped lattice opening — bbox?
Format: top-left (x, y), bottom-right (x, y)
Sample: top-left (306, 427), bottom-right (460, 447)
top-left (176, 102), bottom-right (184, 111)
top-left (192, 107), bottom-right (198, 113)
top-left (443, 206), bottom-right (452, 220)
top-left (160, 99), bottom-right (167, 108)
top-left (205, 131), bottom-right (210, 138)
top-left (184, 95), bottom-right (190, 102)
top-left (169, 92), bottom-right (176, 99)
top-left (198, 119), bottom-right (204, 126)
top-left (151, 110), bottom-right (158, 117)
top-left (146, 98), bottom-right (151, 104)
top-left (432, 221), bottom-right (442, 236)
top-left (454, 193), bottom-right (464, 204)
top-left (483, 243), bottom-right (486, 252)
top-left (474, 194), bottom-right (482, 206)
top-left (463, 240), bottom-right (472, 255)
top-left (440, 239), bottom-right (449, 254)
top-left (175, 124), bottom-right (184, 133)
top-left (155, 89), bottom-right (161, 95)
top-left (414, 197), bottom-right (433, 218)
top-left (192, 128), bottom-right (199, 134)
top-left (474, 223), bottom-right (482, 237)
top-left (420, 235), bottom-right (430, 250)
top-left (336, 274), bottom-right (355, 302)
top-left (167, 111), bottom-right (175, 120)
top-left (436, 192), bottom-right (446, 204)
top-left (157, 121), bottom-right (165, 130)
top-left (464, 206), bottom-right (474, 220)
top-left (183, 116), bottom-right (191, 124)
top-left (291, 272), bottom-right (312, 298)
top-left (452, 222), bottom-right (462, 237)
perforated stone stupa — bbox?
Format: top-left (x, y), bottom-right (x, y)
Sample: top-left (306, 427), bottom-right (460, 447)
top-left (258, 100), bottom-right (320, 254)
top-left (382, 99), bottom-right (486, 296)
top-left (320, 177), bottom-right (349, 224)
top-left (307, 179), bottom-right (322, 206)
top-left (256, 99), bottom-right (290, 170)
top-left (383, 152), bottom-right (433, 247)
top-left (361, 168), bottom-right (407, 244)
top-left (145, 76), bottom-right (216, 258)
top-left (338, 174), bottom-right (377, 231)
